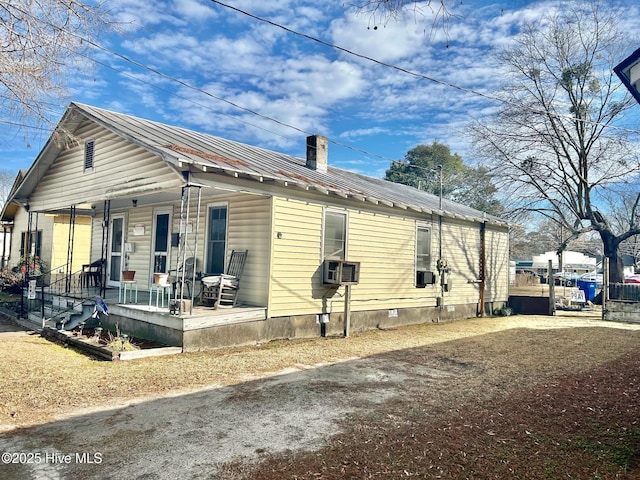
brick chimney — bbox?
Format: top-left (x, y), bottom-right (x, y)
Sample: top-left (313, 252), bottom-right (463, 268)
top-left (306, 134), bottom-right (328, 173)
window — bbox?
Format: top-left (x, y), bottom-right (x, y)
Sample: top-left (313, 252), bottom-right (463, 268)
top-left (84, 140), bottom-right (95, 171)
top-left (153, 211), bottom-right (171, 273)
top-left (20, 231), bottom-right (42, 259)
top-left (416, 225), bottom-right (431, 270)
top-left (323, 210), bottom-right (346, 260)
top-left (205, 205), bottom-right (228, 274)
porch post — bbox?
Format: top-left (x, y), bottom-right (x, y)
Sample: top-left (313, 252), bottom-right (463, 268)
top-left (190, 186), bottom-right (202, 315)
top-left (65, 205), bottom-right (76, 294)
top-left (100, 200), bottom-right (110, 298)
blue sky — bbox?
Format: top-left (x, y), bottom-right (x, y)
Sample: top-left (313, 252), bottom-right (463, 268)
top-left (2, 0), bottom-right (640, 179)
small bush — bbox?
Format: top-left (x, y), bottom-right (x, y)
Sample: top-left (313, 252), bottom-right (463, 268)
top-left (0, 268), bottom-right (24, 294)
top-left (0, 256), bottom-right (47, 294)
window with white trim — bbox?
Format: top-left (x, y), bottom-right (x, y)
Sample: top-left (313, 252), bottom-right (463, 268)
top-left (323, 210), bottom-right (346, 260)
top-left (416, 225), bottom-right (431, 270)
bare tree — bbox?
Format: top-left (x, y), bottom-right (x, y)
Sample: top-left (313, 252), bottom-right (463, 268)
top-left (351, 0), bottom-right (453, 34)
top-left (0, 0), bottom-right (114, 136)
top-left (0, 168), bottom-right (15, 211)
top-left (470, 1), bottom-right (640, 283)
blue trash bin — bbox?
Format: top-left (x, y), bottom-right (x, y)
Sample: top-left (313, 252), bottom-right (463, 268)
top-left (576, 279), bottom-right (597, 302)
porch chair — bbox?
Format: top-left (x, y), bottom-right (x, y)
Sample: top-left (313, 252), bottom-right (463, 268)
top-left (170, 257), bottom-right (196, 299)
top-left (80, 259), bottom-right (104, 288)
top-left (200, 250), bottom-right (248, 309)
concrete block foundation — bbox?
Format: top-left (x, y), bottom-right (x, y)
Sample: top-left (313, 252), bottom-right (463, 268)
top-left (603, 301), bottom-right (640, 323)
top-left (90, 301), bottom-right (506, 352)
top-left (180, 302), bottom-right (500, 352)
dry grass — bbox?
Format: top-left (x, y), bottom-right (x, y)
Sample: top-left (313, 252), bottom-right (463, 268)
top-left (1, 308), bottom-right (640, 478)
top-left (248, 344), bottom-right (640, 480)
top-left (0, 309), bottom-right (634, 431)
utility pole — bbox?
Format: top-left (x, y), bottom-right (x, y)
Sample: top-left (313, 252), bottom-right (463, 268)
top-left (437, 164), bottom-right (443, 210)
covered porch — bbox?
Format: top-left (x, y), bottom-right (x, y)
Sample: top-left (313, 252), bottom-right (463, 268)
top-left (21, 283), bottom-right (267, 350)
top-left (14, 172), bottom-right (270, 349)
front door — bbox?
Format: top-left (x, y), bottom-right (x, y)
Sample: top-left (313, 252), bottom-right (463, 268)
top-left (152, 208), bottom-right (171, 275)
top-left (107, 214), bottom-right (125, 287)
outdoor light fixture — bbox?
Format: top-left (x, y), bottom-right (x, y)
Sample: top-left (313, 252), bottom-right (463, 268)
top-left (614, 47), bottom-right (640, 105)
top-left (132, 199), bottom-right (138, 208)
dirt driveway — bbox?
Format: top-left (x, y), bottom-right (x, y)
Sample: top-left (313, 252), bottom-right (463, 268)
top-left (0, 311), bottom-right (639, 479)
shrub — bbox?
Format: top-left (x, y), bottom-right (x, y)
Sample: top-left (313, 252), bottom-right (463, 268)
top-left (17, 255), bottom-right (46, 277)
top-left (0, 268), bottom-right (24, 294)
top-left (0, 256), bottom-right (47, 294)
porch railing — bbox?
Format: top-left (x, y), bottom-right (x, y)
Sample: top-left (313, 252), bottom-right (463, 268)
top-left (19, 265), bottom-right (99, 325)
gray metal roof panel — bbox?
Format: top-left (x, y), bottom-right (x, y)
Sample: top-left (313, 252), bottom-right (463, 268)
top-left (72, 102), bottom-right (506, 225)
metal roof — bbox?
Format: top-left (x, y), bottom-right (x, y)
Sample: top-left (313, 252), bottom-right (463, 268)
top-left (22, 102), bottom-right (508, 226)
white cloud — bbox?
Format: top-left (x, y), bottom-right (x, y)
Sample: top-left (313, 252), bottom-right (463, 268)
top-left (329, 11), bottom-right (429, 63)
top-left (109, 0), bottom-right (182, 31)
top-left (172, 0), bottom-right (217, 21)
top-left (339, 127), bottom-right (388, 139)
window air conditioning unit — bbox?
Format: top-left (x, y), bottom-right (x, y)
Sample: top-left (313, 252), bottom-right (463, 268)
top-left (323, 259), bottom-right (360, 285)
top-left (416, 270), bottom-right (436, 288)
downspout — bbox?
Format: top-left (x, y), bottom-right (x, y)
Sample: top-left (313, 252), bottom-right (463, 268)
top-left (437, 165), bottom-right (444, 317)
top-left (479, 220), bottom-right (486, 317)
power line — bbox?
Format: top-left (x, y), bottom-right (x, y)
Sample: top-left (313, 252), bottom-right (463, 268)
top-left (0, 119), bottom-right (52, 131)
top-left (6, 1), bottom-right (640, 167)
top-left (209, 0), bottom-right (640, 137)
top-left (73, 51), bottom-right (397, 162)
top-left (7, 3), bottom-right (398, 162)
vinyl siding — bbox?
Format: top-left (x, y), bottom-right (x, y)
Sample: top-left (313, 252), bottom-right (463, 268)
top-left (89, 216), bottom-right (105, 266)
top-left (347, 210), bottom-right (438, 310)
top-left (269, 197), bottom-right (440, 318)
top-left (193, 193), bottom-right (271, 307)
top-left (126, 207), bottom-right (152, 287)
top-left (485, 224), bottom-right (510, 301)
top-left (27, 120), bottom-right (183, 212)
top-left (269, 197), bottom-right (324, 317)
top-left (440, 217), bottom-right (483, 305)
top-left (50, 215), bottom-right (92, 273)
top-left (269, 198), bottom-right (510, 318)
top-left (87, 193), bottom-right (271, 303)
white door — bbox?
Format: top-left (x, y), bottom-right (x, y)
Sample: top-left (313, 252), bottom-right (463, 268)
top-left (107, 215), bottom-right (125, 287)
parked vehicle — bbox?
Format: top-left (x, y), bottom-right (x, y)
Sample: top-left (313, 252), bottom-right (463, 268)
top-left (516, 269), bottom-right (542, 279)
top-left (624, 274), bottom-right (640, 284)
top-left (579, 272), bottom-right (603, 287)
top-left (553, 271), bottom-right (581, 286)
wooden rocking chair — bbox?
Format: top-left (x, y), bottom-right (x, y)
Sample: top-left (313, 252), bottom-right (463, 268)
top-left (200, 250), bottom-right (248, 308)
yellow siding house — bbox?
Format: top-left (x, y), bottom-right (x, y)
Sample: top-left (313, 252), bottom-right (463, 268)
top-left (8, 103), bottom-right (509, 350)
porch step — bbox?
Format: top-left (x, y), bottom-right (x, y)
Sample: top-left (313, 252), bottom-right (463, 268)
top-left (55, 301), bottom-right (100, 331)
